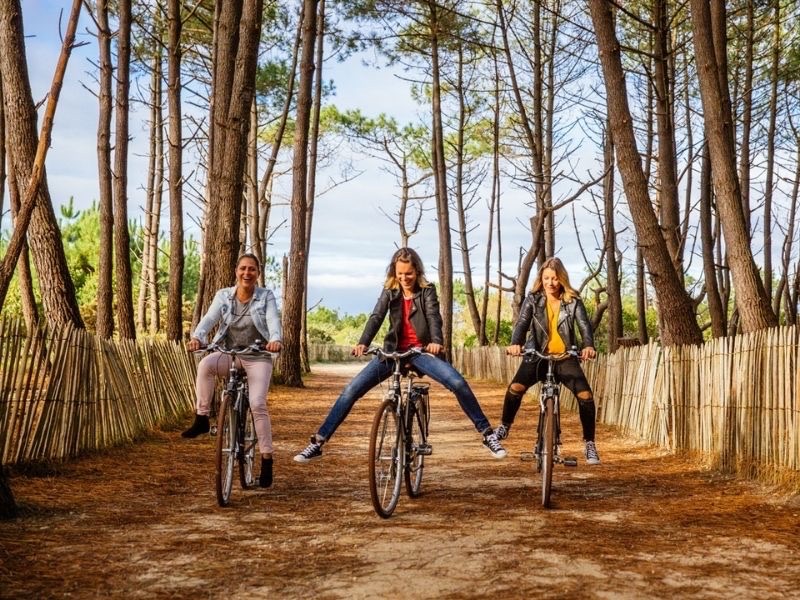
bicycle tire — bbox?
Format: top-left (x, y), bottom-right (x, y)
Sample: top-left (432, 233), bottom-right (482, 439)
top-left (368, 398), bottom-right (403, 518)
top-left (215, 393), bottom-right (237, 507)
top-left (540, 395), bottom-right (555, 508)
top-left (404, 393), bottom-right (428, 497)
top-left (239, 402), bottom-right (260, 489)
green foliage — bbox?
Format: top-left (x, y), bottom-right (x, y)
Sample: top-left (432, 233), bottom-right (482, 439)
top-left (0, 199), bottom-right (204, 333)
top-left (306, 305), bottom-right (378, 345)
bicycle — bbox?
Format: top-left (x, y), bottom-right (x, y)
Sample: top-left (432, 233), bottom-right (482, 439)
top-left (366, 347), bottom-right (432, 518)
top-left (197, 342), bottom-right (273, 507)
top-left (520, 346), bottom-right (581, 508)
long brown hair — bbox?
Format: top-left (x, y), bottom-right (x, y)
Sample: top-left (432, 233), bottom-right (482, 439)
top-left (531, 257), bottom-right (579, 302)
top-left (383, 247), bottom-right (431, 290)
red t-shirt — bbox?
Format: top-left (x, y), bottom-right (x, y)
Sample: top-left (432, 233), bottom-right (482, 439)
top-left (398, 297), bottom-right (421, 351)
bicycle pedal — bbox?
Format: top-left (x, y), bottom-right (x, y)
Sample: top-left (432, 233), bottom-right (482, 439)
top-left (520, 452), bottom-right (535, 462)
top-left (562, 456), bottom-right (578, 467)
top-left (416, 444), bottom-right (433, 456)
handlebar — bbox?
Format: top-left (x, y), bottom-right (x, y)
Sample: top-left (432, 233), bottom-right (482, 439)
top-left (193, 341), bottom-right (278, 357)
top-left (365, 347), bottom-right (424, 361)
top-left (519, 346), bottom-right (581, 361)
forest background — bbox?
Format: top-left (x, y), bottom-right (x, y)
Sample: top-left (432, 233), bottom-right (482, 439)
top-left (1, 0), bottom-right (799, 382)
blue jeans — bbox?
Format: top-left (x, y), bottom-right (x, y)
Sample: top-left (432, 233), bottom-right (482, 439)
top-left (316, 353), bottom-right (491, 441)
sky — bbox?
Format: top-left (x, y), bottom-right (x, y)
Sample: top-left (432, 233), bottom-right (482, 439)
top-left (14, 1), bottom-right (595, 317)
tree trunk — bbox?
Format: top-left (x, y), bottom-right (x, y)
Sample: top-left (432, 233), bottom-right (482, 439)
top-left (0, 0), bottom-right (84, 327)
top-left (166, 0), bottom-right (184, 342)
top-left (653, 0), bottom-right (682, 276)
top-left (761, 0), bottom-right (782, 304)
top-left (198, 0), bottom-right (264, 314)
top-left (776, 148), bottom-right (799, 324)
top-left (6, 163), bottom-right (38, 329)
top-left (700, 143), bottom-right (726, 337)
top-left (428, 2), bottom-right (453, 355)
top-left (689, 0), bottom-right (777, 331)
top-left (495, 0), bottom-right (545, 316)
top-left (603, 124), bottom-right (622, 352)
top-left (301, 0), bottom-right (326, 373)
top-left (278, 0), bottom-right (317, 387)
top-left (737, 0), bottom-right (754, 235)
top-left (138, 36), bottom-right (164, 334)
top-left (113, 0), bottom-right (136, 340)
top-left (589, 0), bottom-right (702, 346)
top-left (453, 42), bottom-right (483, 343)
top-left (95, 0), bottom-right (114, 338)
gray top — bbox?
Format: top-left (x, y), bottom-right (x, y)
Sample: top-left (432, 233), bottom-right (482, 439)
top-left (223, 297), bottom-right (269, 361)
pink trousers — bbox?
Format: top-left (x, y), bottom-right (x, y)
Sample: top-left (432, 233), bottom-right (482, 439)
top-left (194, 353), bottom-right (274, 455)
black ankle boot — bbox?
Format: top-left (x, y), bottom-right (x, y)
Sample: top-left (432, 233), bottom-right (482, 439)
top-left (181, 414), bottom-right (210, 438)
top-left (259, 457), bottom-right (273, 488)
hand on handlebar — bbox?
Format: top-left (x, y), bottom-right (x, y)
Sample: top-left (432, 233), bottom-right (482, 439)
top-left (264, 340), bottom-right (283, 353)
top-left (506, 344), bottom-right (522, 357)
top-left (187, 338), bottom-right (202, 352)
top-left (352, 344), bottom-right (368, 357)
top-left (580, 346), bottom-right (596, 361)
top-left (425, 343), bottom-right (443, 355)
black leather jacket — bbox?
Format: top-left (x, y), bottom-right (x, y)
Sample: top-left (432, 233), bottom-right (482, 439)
top-left (359, 285), bottom-right (444, 352)
top-left (511, 291), bottom-right (594, 351)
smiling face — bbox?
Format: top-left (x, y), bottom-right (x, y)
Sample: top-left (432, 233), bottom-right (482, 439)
top-left (235, 256), bottom-right (259, 295)
top-left (394, 259), bottom-right (418, 296)
top-left (541, 267), bottom-right (562, 299)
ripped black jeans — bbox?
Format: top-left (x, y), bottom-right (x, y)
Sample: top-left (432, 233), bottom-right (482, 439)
top-left (501, 355), bottom-right (596, 442)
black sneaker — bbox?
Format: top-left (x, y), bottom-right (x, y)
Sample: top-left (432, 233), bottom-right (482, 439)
top-left (585, 441), bottom-right (601, 465)
top-left (482, 431), bottom-right (507, 459)
top-left (494, 423), bottom-right (510, 441)
top-left (293, 436), bottom-right (323, 463)
top-left (259, 457), bottom-right (273, 488)
top-left (181, 414), bottom-right (210, 438)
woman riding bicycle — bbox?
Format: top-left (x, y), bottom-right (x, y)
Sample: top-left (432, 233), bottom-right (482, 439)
top-left (496, 257), bottom-right (601, 465)
top-left (293, 247), bottom-right (507, 463)
top-left (181, 252), bottom-right (283, 487)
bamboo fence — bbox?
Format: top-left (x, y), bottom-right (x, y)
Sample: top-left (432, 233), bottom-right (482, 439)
top-left (0, 317), bottom-right (195, 465)
top-left (454, 326), bottom-right (800, 488)
top-left (2, 318), bottom-right (798, 487)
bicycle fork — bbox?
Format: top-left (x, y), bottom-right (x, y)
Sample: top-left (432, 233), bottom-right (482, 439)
top-left (543, 394), bottom-right (577, 468)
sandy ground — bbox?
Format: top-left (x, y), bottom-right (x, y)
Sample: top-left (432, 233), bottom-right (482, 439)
top-left (2, 362), bottom-right (799, 599)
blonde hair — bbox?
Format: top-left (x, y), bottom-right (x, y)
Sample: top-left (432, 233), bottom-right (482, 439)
top-left (531, 257), bottom-right (579, 302)
top-left (383, 247), bottom-right (431, 290)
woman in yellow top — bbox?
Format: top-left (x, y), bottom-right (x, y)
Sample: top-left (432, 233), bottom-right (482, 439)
top-left (496, 257), bottom-right (601, 464)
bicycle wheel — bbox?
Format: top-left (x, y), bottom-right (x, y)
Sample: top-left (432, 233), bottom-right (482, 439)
top-left (368, 398), bottom-right (403, 518)
top-left (540, 395), bottom-right (555, 508)
top-left (238, 403), bottom-right (260, 488)
top-left (404, 392), bottom-right (428, 498)
top-left (215, 393), bottom-right (238, 507)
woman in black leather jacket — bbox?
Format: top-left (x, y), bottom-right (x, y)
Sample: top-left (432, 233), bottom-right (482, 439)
top-left (495, 257), bottom-right (601, 465)
top-left (294, 247), bottom-right (507, 463)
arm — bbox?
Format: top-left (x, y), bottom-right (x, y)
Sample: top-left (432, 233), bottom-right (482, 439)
top-left (574, 297), bottom-right (596, 359)
top-left (264, 290), bottom-right (283, 352)
top-left (421, 285), bottom-right (444, 353)
top-left (509, 294), bottom-right (534, 350)
top-left (189, 289), bottom-right (228, 347)
top-left (357, 289), bottom-right (391, 351)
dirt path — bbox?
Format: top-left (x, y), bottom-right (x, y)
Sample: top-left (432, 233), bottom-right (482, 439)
top-left (2, 363), bottom-right (799, 599)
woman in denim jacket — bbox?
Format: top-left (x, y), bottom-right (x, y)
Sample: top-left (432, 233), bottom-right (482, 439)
top-left (293, 247), bottom-right (507, 463)
top-left (495, 257), bottom-right (601, 465)
top-left (181, 253), bottom-right (283, 487)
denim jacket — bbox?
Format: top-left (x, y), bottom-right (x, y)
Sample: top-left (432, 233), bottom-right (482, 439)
top-left (511, 291), bottom-right (594, 351)
top-left (358, 285), bottom-right (443, 352)
top-left (192, 286), bottom-right (282, 346)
